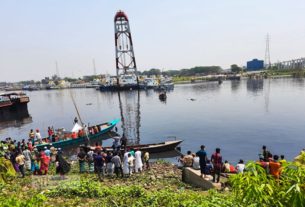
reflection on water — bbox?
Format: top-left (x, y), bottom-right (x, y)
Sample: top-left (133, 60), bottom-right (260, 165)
top-left (292, 78), bottom-right (305, 87)
top-left (247, 78), bottom-right (264, 93)
top-left (264, 79), bottom-right (271, 112)
top-left (0, 116), bottom-right (32, 131)
top-left (118, 90), bottom-right (141, 145)
top-left (191, 82), bottom-right (221, 92)
top-left (231, 80), bottom-right (241, 92)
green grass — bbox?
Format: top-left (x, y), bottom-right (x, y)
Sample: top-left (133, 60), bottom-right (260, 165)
top-left (1, 161), bottom-right (305, 206)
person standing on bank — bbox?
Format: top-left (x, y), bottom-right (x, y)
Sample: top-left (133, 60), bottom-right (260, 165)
top-left (74, 117), bottom-right (78, 124)
top-left (134, 148), bottom-right (143, 173)
top-left (211, 148), bottom-right (222, 183)
top-left (16, 150), bottom-right (26, 178)
top-left (55, 149), bottom-right (71, 180)
top-left (94, 151), bottom-right (105, 181)
top-left (77, 147), bottom-right (87, 173)
top-left (196, 145), bottom-right (208, 178)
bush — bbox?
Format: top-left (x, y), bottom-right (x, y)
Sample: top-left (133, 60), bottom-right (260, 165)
top-left (229, 161), bottom-right (305, 207)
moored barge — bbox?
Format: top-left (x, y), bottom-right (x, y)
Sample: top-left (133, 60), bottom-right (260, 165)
top-left (0, 92), bottom-right (30, 121)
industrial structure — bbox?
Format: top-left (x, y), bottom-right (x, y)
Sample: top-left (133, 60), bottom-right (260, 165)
top-left (113, 11), bottom-right (141, 143)
top-left (247, 59), bottom-right (264, 71)
top-left (114, 10), bottom-right (139, 89)
top-left (271, 58), bottom-right (305, 70)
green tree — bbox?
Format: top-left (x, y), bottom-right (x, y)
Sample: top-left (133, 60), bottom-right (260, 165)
top-left (230, 64), bottom-right (243, 73)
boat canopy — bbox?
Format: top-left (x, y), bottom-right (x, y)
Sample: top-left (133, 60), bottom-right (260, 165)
top-left (71, 123), bottom-right (83, 133)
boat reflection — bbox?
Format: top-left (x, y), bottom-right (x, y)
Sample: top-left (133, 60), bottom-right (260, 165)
top-left (247, 78), bottom-right (264, 93)
top-left (231, 80), bottom-right (241, 92)
top-left (0, 116), bottom-right (33, 131)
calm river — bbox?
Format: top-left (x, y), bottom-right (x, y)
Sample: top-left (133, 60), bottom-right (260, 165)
top-left (1, 78), bottom-right (305, 163)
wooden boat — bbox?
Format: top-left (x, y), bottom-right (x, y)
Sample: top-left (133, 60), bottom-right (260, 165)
top-left (89, 140), bottom-right (183, 154)
top-left (36, 119), bottom-right (120, 150)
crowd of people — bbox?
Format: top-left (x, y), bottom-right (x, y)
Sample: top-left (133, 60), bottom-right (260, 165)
top-left (0, 137), bottom-right (70, 179)
top-left (0, 132), bottom-right (288, 184)
top-left (0, 134), bottom-right (151, 182)
top-left (178, 145), bottom-right (287, 183)
top-left (77, 143), bottom-right (150, 181)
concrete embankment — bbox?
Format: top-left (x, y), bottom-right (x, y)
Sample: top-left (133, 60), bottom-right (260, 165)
top-left (182, 167), bottom-right (224, 190)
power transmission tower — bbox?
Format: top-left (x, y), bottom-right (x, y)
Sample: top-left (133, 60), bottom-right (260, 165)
top-left (265, 34), bottom-right (271, 68)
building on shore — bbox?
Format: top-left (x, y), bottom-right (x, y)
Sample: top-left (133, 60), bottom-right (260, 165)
top-left (247, 59), bottom-right (264, 71)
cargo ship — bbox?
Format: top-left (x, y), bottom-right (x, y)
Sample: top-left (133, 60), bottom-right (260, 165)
top-left (99, 74), bottom-right (140, 91)
top-left (0, 92), bottom-right (30, 121)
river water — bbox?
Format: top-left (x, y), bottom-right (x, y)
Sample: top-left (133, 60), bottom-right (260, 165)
top-left (1, 78), bottom-right (305, 163)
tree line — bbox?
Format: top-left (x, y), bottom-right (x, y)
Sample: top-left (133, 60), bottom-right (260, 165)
top-left (139, 66), bottom-right (223, 76)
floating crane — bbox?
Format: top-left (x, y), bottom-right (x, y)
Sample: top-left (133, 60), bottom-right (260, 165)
top-left (114, 10), bottom-right (139, 89)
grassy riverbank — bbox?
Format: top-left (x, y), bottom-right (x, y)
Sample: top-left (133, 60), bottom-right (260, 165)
top-left (0, 161), bottom-right (230, 206)
top-left (172, 69), bottom-right (305, 84)
top-left (1, 157), bottom-right (305, 206)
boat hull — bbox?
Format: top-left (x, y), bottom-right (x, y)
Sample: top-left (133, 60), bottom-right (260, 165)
top-left (99, 84), bottom-right (140, 92)
top-left (95, 140), bottom-right (183, 154)
top-left (138, 140), bottom-right (182, 153)
top-left (0, 93), bottom-right (30, 121)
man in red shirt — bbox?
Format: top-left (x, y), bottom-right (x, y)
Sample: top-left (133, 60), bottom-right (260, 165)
top-left (211, 148), bottom-right (222, 183)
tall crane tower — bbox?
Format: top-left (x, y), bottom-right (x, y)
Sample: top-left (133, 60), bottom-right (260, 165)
top-left (114, 11), bottom-right (141, 144)
top-left (114, 10), bottom-right (138, 86)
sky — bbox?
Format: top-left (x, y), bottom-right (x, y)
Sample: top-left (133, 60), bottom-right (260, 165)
top-left (0, 0), bottom-right (304, 82)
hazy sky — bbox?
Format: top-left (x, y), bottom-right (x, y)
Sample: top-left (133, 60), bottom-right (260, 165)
top-left (0, 0), bottom-right (304, 82)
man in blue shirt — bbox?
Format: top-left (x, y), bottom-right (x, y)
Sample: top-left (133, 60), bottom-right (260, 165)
top-left (94, 151), bottom-right (105, 181)
top-left (196, 145), bottom-right (208, 178)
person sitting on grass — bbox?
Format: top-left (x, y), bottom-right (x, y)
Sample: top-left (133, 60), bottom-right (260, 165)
top-left (204, 160), bottom-right (213, 176)
top-left (177, 155), bottom-right (184, 168)
top-left (192, 153), bottom-right (200, 170)
top-left (183, 151), bottom-right (194, 167)
top-left (223, 160), bottom-right (231, 173)
top-left (236, 159), bottom-right (245, 174)
top-left (279, 155), bottom-right (287, 165)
